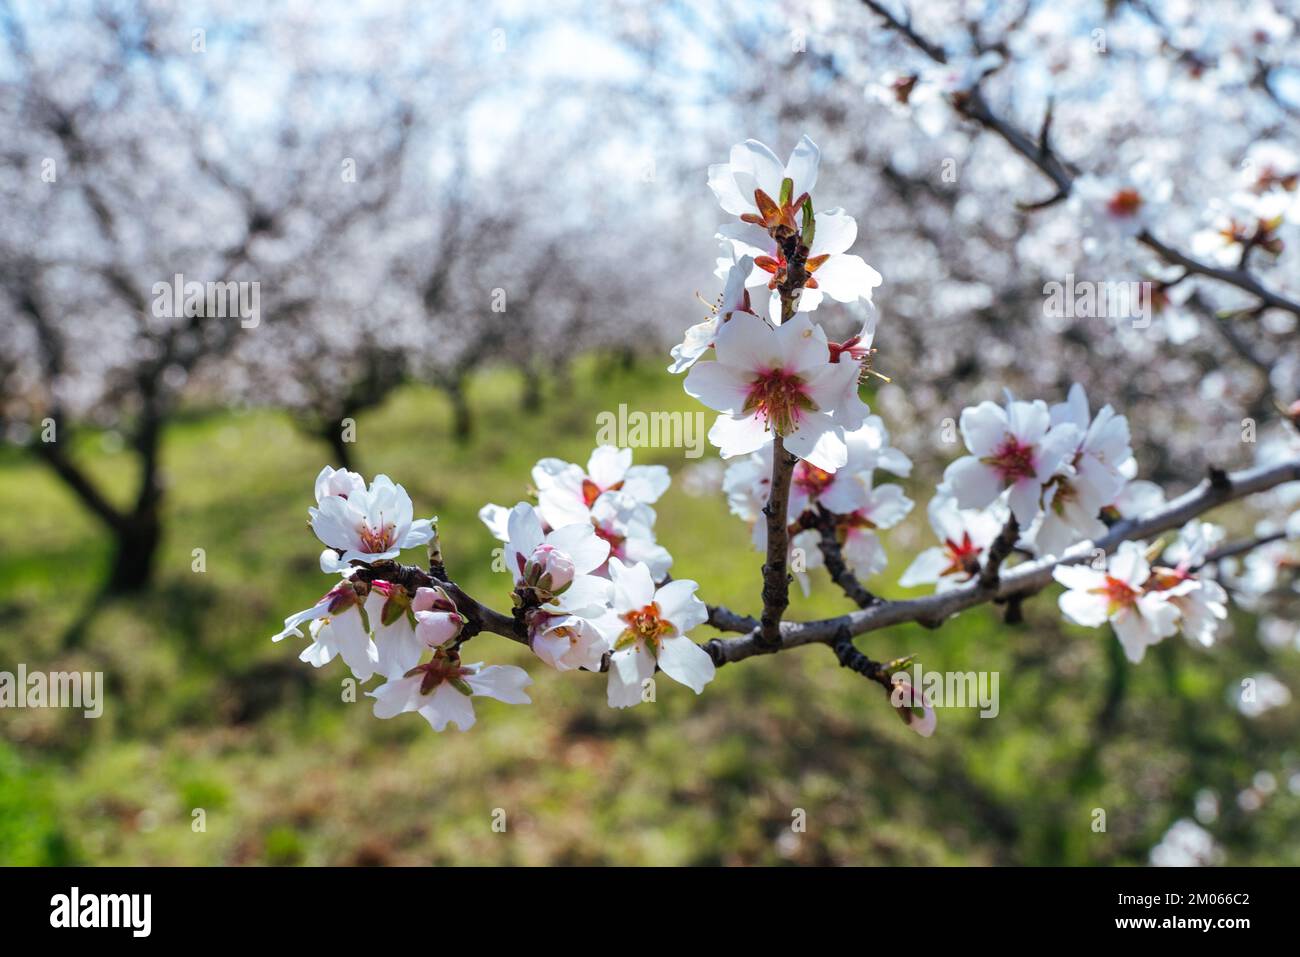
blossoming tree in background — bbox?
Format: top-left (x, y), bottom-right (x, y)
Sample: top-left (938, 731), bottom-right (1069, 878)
top-left (273, 136), bottom-right (1300, 736)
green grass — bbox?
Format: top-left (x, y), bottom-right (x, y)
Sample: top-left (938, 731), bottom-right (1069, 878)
top-left (1, 355), bottom-right (1298, 865)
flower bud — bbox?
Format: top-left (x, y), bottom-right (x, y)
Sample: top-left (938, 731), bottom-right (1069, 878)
top-left (889, 676), bottom-right (937, 738)
top-left (415, 610), bottom-right (464, 649)
top-left (523, 543), bottom-right (576, 595)
top-left (412, 585), bottom-right (457, 614)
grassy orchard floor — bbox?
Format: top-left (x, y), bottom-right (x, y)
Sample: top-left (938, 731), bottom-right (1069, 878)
top-left (1, 358), bottom-right (1298, 865)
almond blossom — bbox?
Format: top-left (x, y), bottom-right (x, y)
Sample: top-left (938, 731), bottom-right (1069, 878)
top-left (1031, 384), bottom-right (1133, 557)
top-left (310, 471), bottom-right (435, 565)
top-left (363, 581), bottom-right (427, 679)
top-left (314, 465), bottom-right (366, 502)
top-left (505, 502), bottom-right (610, 618)
top-left (594, 558), bottom-right (714, 708)
top-left (1153, 522), bottom-right (1230, 647)
top-left (1053, 541), bottom-right (1191, 663)
top-left (587, 492), bottom-right (673, 581)
top-left (1071, 171), bottom-right (1169, 243)
top-left (272, 579), bottom-right (379, 680)
top-left (717, 206), bottom-right (883, 320)
top-left (889, 673), bottom-right (938, 738)
top-left (899, 495), bottom-right (1007, 592)
top-left (944, 396), bottom-right (1080, 527)
top-left (532, 445), bottom-right (670, 528)
top-left (822, 483), bottom-right (913, 580)
top-left (368, 650), bottom-right (532, 732)
top-left (799, 417), bottom-right (913, 516)
top-left (683, 311), bottom-right (860, 471)
top-left (529, 613), bottom-right (610, 673)
top-left (707, 135), bottom-right (820, 226)
top-left (669, 255), bottom-right (758, 373)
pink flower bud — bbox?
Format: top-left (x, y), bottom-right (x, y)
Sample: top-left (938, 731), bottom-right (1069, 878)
top-left (415, 610), bottom-right (464, 648)
top-left (523, 543), bottom-right (576, 595)
top-left (412, 585), bottom-right (457, 614)
top-left (889, 676), bottom-right (937, 738)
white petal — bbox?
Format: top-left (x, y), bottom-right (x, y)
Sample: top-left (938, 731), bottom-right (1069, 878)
top-left (657, 635), bottom-right (716, 693)
top-left (466, 664), bottom-right (533, 704)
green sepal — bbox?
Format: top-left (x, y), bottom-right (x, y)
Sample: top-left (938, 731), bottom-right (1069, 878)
top-left (800, 199), bottom-right (815, 247)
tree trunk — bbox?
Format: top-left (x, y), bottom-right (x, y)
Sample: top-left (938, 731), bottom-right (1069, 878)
top-left (520, 364), bottom-right (543, 414)
top-left (324, 422), bottom-right (355, 470)
top-left (105, 509), bottom-right (162, 595)
top-left (448, 378), bottom-right (472, 443)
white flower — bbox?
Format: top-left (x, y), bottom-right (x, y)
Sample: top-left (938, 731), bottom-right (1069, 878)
top-left (684, 311), bottom-right (859, 471)
top-left (796, 417), bottom-right (912, 516)
top-left (717, 207), bottom-right (882, 320)
top-left (722, 450), bottom-right (772, 523)
top-left (273, 580), bottom-right (378, 680)
top-left (900, 495), bottom-right (1006, 592)
top-left (943, 396), bottom-right (1080, 526)
top-left (669, 255), bottom-right (758, 373)
top-left (1032, 384), bottom-right (1133, 557)
top-left (314, 465), bottom-right (366, 503)
top-left (363, 581), bottom-right (429, 679)
top-left (309, 472), bottom-right (434, 565)
top-left (708, 135), bottom-right (820, 224)
top-left (1154, 522), bottom-right (1229, 648)
top-left (533, 445), bottom-right (670, 528)
top-left (368, 653), bottom-right (532, 732)
top-left (505, 503), bottom-right (610, 617)
top-left (594, 558), bottom-right (714, 708)
top-left (832, 483), bottom-right (913, 579)
top-left (588, 492), bottom-right (673, 581)
top-left (1052, 541), bottom-right (1190, 663)
top-left (1150, 819), bottom-right (1224, 867)
top-left (529, 612), bottom-right (610, 672)
top-left (790, 528), bottom-right (825, 596)
top-left (1071, 171), bottom-right (1169, 242)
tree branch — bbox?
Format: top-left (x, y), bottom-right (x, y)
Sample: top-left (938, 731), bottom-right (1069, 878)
top-left (705, 456), bottom-right (1300, 664)
top-left (814, 506), bottom-right (881, 607)
top-left (343, 457), bottom-right (1297, 685)
top-left (759, 437), bottom-right (797, 649)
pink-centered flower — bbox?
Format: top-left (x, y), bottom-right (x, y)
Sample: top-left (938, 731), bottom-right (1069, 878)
top-left (1053, 541), bottom-right (1191, 663)
top-left (310, 471), bottom-right (434, 565)
top-left (1032, 384), bottom-right (1134, 557)
top-left (899, 495), bottom-right (1007, 592)
top-left (683, 311), bottom-right (858, 471)
top-left (532, 445), bottom-right (670, 528)
top-left (368, 651), bottom-right (531, 733)
top-left (594, 559), bottom-right (714, 709)
top-left (944, 396), bottom-right (1080, 526)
